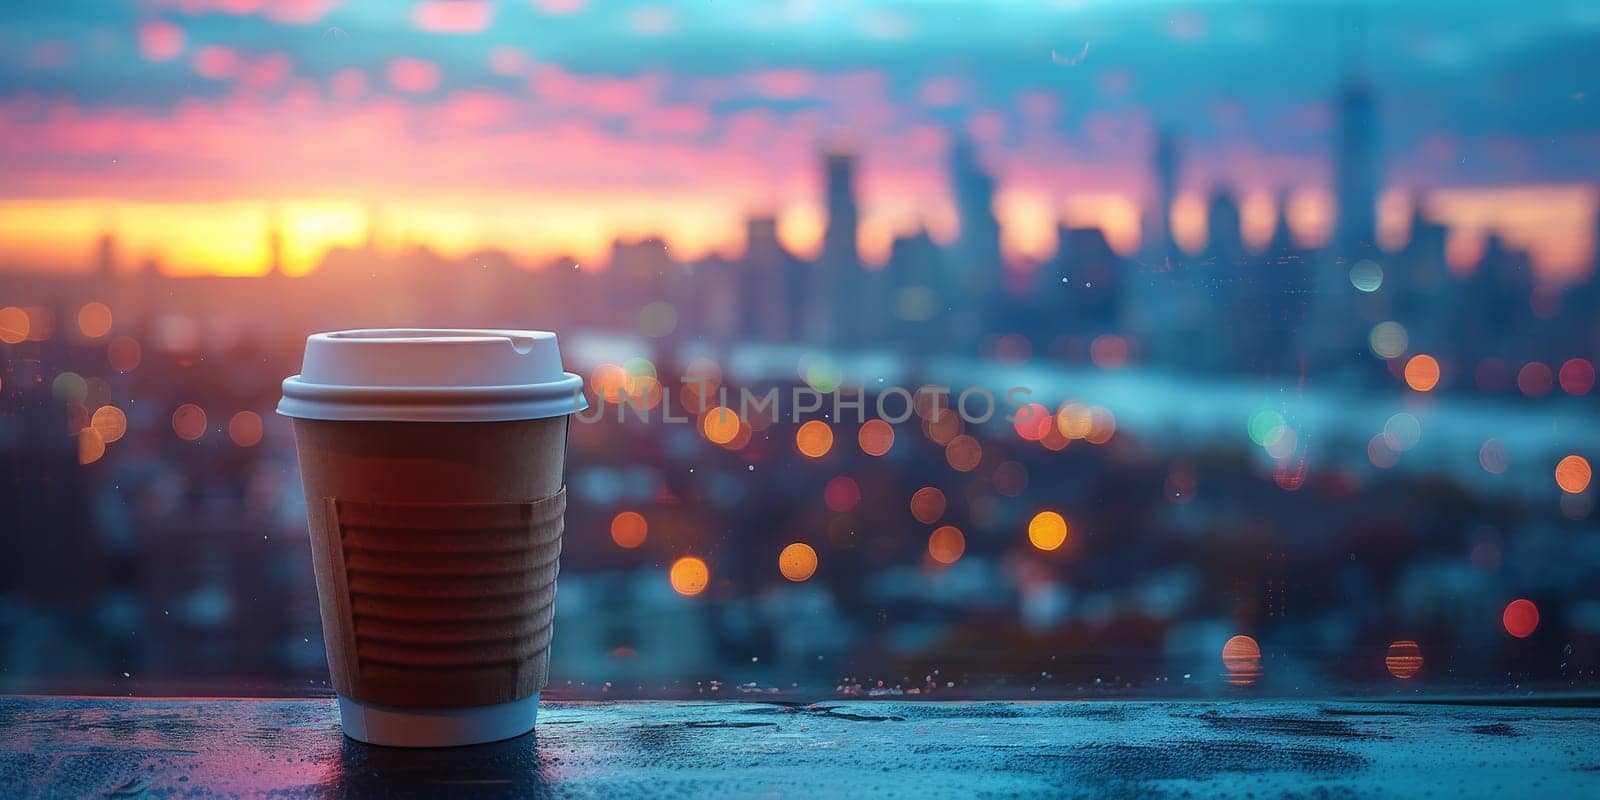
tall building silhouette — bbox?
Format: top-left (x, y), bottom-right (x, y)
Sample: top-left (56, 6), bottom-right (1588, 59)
top-left (944, 136), bottom-right (1001, 348)
top-left (814, 149), bottom-right (860, 345)
top-left (1151, 129), bottom-right (1181, 261)
top-left (1333, 76), bottom-right (1380, 253)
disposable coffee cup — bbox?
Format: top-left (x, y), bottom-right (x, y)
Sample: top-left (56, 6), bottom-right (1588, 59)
top-left (278, 329), bottom-right (586, 747)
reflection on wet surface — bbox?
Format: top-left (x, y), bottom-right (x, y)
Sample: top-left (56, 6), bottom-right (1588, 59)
top-left (3, 697), bottom-right (1599, 797)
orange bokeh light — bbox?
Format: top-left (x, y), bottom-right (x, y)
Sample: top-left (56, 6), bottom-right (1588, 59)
top-left (1385, 640), bottom-right (1423, 679)
top-left (610, 511), bottom-right (648, 549)
top-left (1404, 354), bottom-right (1440, 392)
top-left (1222, 634), bottom-right (1263, 685)
top-left (90, 405), bottom-right (127, 444)
top-left (910, 486), bottom-right (946, 524)
top-left (669, 556), bottom-right (710, 597)
top-left (171, 403), bottom-right (208, 441)
top-left (944, 434), bottom-right (982, 472)
top-left (927, 525), bottom-right (965, 564)
top-left (778, 542), bottom-right (818, 582)
top-left (77, 427), bottom-right (106, 465)
top-left (1027, 510), bottom-right (1069, 551)
top-left (1555, 455), bottom-right (1591, 494)
top-left (228, 411), bottom-right (263, 447)
top-left (702, 406), bottom-right (741, 445)
top-left (796, 419), bottom-right (834, 458)
top-left (857, 419), bottom-right (895, 456)
top-left (591, 362), bottom-right (627, 404)
top-left (107, 335), bottom-right (142, 373)
top-left (76, 301), bottom-right (113, 339)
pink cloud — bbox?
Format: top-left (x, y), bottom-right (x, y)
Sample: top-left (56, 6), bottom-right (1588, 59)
top-left (750, 70), bottom-right (817, 101)
top-left (241, 52), bottom-right (292, 90)
top-left (533, 0), bottom-right (587, 14)
top-left (192, 46), bottom-right (242, 79)
top-left (329, 68), bottom-right (368, 100)
top-left (138, 21), bottom-right (186, 62)
top-left (488, 47), bottom-right (528, 77)
top-left (387, 58), bottom-right (441, 94)
top-left (158, 1), bottom-right (341, 24)
top-left (412, 1), bottom-right (493, 34)
top-left (531, 65), bottom-right (666, 115)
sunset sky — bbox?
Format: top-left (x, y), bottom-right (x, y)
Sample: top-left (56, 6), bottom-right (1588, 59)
top-left (0, 0), bottom-right (1596, 278)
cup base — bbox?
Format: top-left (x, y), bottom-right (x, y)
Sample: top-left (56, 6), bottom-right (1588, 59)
top-left (337, 693), bottom-right (539, 747)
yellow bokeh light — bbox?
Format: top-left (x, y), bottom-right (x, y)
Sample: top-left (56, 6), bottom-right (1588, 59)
top-left (90, 405), bottom-right (128, 444)
top-left (669, 556), bottom-right (710, 597)
top-left (1027, 511), bottom-right (1069, 551)
top-left (610, 511), bottom-right (648, 549)
top-left (857, 419), bottom-right (895, 456)
top-left (1556, 455), bottom-right (1591, 494)
top-left (778, 542), bottom-right (818, 582)
top-left (1056, 402), bottom-right (1092, 439)
top-left (796, 420), bottom-right (834, 458)
top-left (76, 302), bottom-right (113, 339)
top-left (702, 406), bottom-right (741, 444)
top-left (928, 525), bottom-right (965, 565)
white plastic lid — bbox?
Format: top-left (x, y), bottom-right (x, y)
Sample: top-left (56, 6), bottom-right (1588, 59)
top-left (277, 329), bottom-right (588, 422)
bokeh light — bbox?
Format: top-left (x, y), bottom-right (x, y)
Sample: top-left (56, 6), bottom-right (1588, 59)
top-left (927, 525), bottom-right (965, 565)
top-left (1027, 511), bottom-right (1068, 551)
top-left (1056, 402), bottom-right (1092, 439)
top-left (1502, 598), bottom-right (1539, 638)
top-left (1013, 403), bottom-right (1053, 441)
top-left (1222, 634), bottom-right (1263, 686)
top-left (228, 411), bottom-right (263, 447)
top-left (638, 300), bottom-right (677, 338)
top-left (0, 306), bottom-right (29, 344)
top-left (944, 434), bottom-right (982, 471)
top-left (171, 404), bottom-right (208, 441)
top-left (910, 487), bottom-right (946, 524)
top-left (857, 419), bottom-right (894, 456)
top-left (702, 406), bottom-right (741, 445)
top-left (1368, 321), bottom-right (1408, 359)
top-left (1385, 641), bottom-right (1423, 679)
top-left (796, 419), bottom-right (834, 458)
top-left (107, 335), bottom-right (142, 373)
top-left (90, 405), bottom-right (127, 444)
top-left (1559, 358), bottom-right (1595, 395)
top-left (51, 372), bottom-right (87, 403)
top-left (76, 302), bottom-right (113, 339)
top-left (1348, 259), bottom-right (1383, 292)
top-left (669, 557), bottom-right (710, 597)
top-left (1382, 412), bottom-right (1421, 452)
top-left (824, 475), bottom-right (861, 512)
top-left (610, 511), bottom-right (648, 549)
top-left (77, 427), bottom-right (105, 466)
top-left (591, 362), bottom-right (627, 404)
top-left (1089, 334), bottom-right (1129, 369)
top-left (1478, 439), bottom-right (1508, 474)
top-left (1404, 354), bottom-right (1440, 392)
top-left (778, 542), bottom-right (818, 582)
top-left (1516, 361), bottom-right (1552, 397)
top-left (1555, 455), bottom-right (1591, 494)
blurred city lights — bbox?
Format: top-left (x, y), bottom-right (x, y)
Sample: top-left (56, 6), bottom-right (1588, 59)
top-left (778, 542), bottom-right (818, 582)
top-left (1385, 641), bottom-right (1423, 679)
top-left (1559, 358), bottom-right (1595, 395)
top-left (857, 419), bottom-right (895, 456)
top-left (910, 487), bottom-right (946, 524)
top-left (824, 476), bottom-right (861, 512)
top-left (76, 427), bottom-right (105, 466)
top-left (171, 403), bottom-right (208, 441)
top-left (1478, 439), bottom-right (1509, 474)
top-left (669, 557), bottom-right (710, 597)
top-left (1027, 511), bottom-right (1069, 551)
top-left (1369, 321), bottom-right (1409, 359)
top-left (795, 420), bottom-right (834, 458)
top-left (1349, 259), bottom-right (1384, 292)
top-left (1404, 354), bottom-right (1441, 392)
top-left (1516, 361), bottom-right (1553, 397)
top-left (106, 335), bottom-right (142, 373)
top-left (76, 301), bottom-right (113, 339)
top-left (1555, 455), bottom-right (1591, 494)
top-left (227, 411), bottom-right (263, 447)
top-left (610, 511), bottom-right (648, 549)
top-left (944, 434), bottom-right (982, 472)
top-left (1502, 598), bottom-right (1539, 638)
top-left (90, 405), bottom-right (127, 444)
top-left (0, 306), bottom-right (28, 344)
top-left (1222, 634), bottom-right (1263, 686)
top-left (927, 525), bottom-right (965, 565)
top-left (702, 406), bottom-right (741, 445)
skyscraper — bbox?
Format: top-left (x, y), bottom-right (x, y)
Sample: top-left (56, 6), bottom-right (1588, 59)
top-left (944, 136), bottom-right (1001, 348)
top-left (1151, 129), bottom-right (1181, 261)
top-left (1333, 76), bottom-right (1380, 254)
top-left (814, 149), bottom-right (860, 345)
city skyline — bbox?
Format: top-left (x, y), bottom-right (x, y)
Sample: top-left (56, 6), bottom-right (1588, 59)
top-left (2, 0), bottom-right (1598, 278)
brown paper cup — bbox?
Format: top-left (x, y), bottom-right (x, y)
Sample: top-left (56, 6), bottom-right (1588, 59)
top-left (292, 417), bottom-right (568, 742)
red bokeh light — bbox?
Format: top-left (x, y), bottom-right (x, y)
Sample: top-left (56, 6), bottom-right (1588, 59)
top-left (1502, 598), bottom-right (1539, 639)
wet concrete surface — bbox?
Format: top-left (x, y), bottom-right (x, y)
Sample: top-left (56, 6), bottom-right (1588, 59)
top-left (2, 697), bottom-right (1598, 798)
